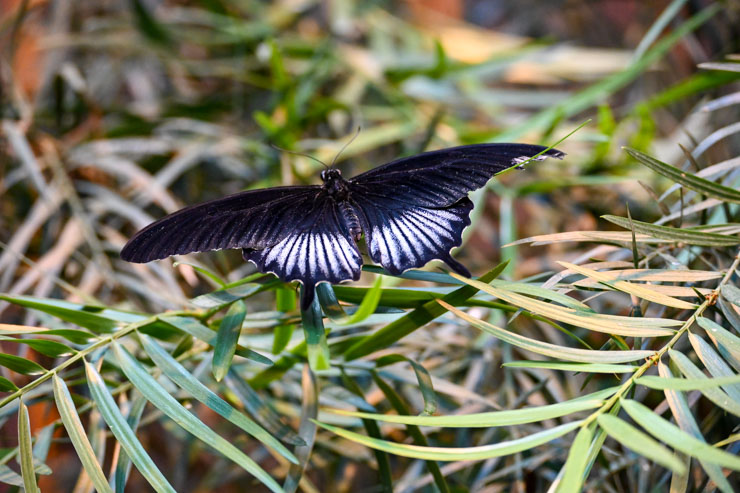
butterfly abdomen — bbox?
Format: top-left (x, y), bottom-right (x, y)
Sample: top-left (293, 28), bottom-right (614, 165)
top-left (338, 200), bottom-right (363, 242)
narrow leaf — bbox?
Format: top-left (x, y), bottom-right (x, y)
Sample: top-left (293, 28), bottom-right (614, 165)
top-left (449, 272), bottom-right (677, 337)
top-left (557, 426), bottom-right (593, 493)
top-left (52, 375), bottom-right (114, 493)
top-left (224, 371), bottom-right (305, 446)
top-left (624, 147), bottom-right (740, 204)
top-left (597, 414), bottom-right (686, 473)
top-left (314, 420), bottom-right (582, 461)
top-left (0, 353), bottom-right (45, 375)
top-left (159, 316), bottom-right (272, 365)
top-left (328, 394), bottom-right (605, 427)
top-left (668, 350), bottom-right (740, 416)
top-left (111, 343), bottom-right (284, 493)
top-left (441, 301), bottom-right (653, 363)
top-left (558, 262), bottom-right (695, 309)
top-left (301, 293), bottom-right (330, 371)
top-left (138, 333), bottom-right (298, 463)
top-left (213, 300), bottom-right (247, 381)
top-left (340, 277), bottom-right (383, 325)
top-left (273, 287), bottom-right (297, 353)
top-left (84, 362), bottom-right (176, 493)
top-left (376, 355), bottom-right (437, 415)
top-left (636, 374), bottom-right (740, 390)
top-left (604, 215), bottom-right (740, 247)
top-left (621, 398), bottom-right (740, 470)
top-left (283, 366), bottom-right (317, 493)
top-left (503, 360), bottom-right (636, 373)
top-left (344, 262), bottom-right (509, 360)
top-left (18, 400), bottom-right (40, 493)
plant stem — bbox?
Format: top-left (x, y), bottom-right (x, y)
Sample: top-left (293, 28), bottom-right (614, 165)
top-left (0, 317), bottom-right (156, 409)
top-left (582, 249), bottom-right (740, 427)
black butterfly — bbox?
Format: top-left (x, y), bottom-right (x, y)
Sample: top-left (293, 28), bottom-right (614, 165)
top-left (121, 144), bottom-right (564, 309)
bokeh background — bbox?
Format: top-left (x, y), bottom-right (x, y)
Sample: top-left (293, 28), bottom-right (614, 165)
top-left (1, 0), bottom-right (739, 491)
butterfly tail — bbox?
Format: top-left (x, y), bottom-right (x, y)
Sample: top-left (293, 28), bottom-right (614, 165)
top-left (443, 254), bottom-right (471, 278)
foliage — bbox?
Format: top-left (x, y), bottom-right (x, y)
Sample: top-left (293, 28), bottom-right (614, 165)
top-left (1, 0), bottom-right (739, 492)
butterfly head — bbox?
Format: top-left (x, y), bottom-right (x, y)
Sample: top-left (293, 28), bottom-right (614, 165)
top-left (321, 168), bottom-right (350, 199)
top-left (320, 168), bottom-right (343, 183)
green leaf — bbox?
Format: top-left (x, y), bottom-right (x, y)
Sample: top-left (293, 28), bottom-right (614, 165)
top-left (190, 280), bottom-right (278, 309)
top-left (339, 276), bottom-right (383, 325)
top-left (624, 147), bottom-right (740, 204)
top-left (111, 343), bottom-right (284, 493)
top-left (695, 317), bottom-right (740, 370)
top-left (636, 374), bottom-right (740, 390)
top-left (371, 372), bottom-right (450, 493)
top-left (84, 362), bottom-right (176, 493)
top-left (212, 301), bottom-right (247, 382)
top-left (52, 375), bottom-right (114, 493)
top-left (273, 287), bottom-right (297, 353)
top-left (557, 426), bottom-right (593, 493)
top-left (441, 301), bottom-right (653, 363)
top-left (328, 389), bottom-right (610, 427)
top-left (688, 333), bottom-right (740, 402)
top-left (558, 262), bottom-right (696, 310)
top-left (301, 293), bottom-right (330, 371)
top-left (283, 366), bottom-right (317, 493)
top-left (668, 350), bottom-right (740, 416)
top-left (721, 284), bottom-right (740, 307)
top-left (596, 414), bottom-right (686, 473)
top-left (603, 215), bottom-right (740, 247)
top-left (224, 370), bottom-right (305, 446)
top-left (0, 294), bottom-right (145, 332)
top-left (375, 355), bottom-right (437, 415)
top-left (621, 398), bottom-right (740, 470)
top-left (657, 362), bottom-right (734, 493)
top-left (138, 333), bottom-right (298, 464)
top-left (344, 262), bottom-right (509, 360)
top-left (503, 361), bottom-right (636, 373)
top-left (159, 316), bottom-right (272, 365)
top-left (0, 376), bottom-right (19, 392)
top-left (113, 394), bottom-right (147, 493)
top-left (450, 272), bottom-right (678, 337)
top-left (315, 420), bottom-right (582, 461)
top-left (18, 400), bottom-right (39, 493)
top-left (0, 353), bottom-right (45, 375)
top-left (0, 336), bottom-right (74, 358)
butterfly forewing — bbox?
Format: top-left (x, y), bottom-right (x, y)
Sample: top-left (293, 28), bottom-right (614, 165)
top-left (244, 195), bottom-right (362, 309)
top-left (349, 144), bottom-right (565, 208)
top-left (120, 186), bottom-right (320, 263)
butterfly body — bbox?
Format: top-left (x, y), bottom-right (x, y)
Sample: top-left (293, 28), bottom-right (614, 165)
top-left (121, 143), bottom-right (564, 309)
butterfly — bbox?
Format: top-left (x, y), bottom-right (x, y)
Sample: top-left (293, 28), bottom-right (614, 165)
top-left (121, 143), bottom-right (564, 309)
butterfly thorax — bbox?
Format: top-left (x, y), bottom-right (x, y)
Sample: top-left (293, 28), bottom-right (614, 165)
top-left (321, 169), bottom-right (351, 200)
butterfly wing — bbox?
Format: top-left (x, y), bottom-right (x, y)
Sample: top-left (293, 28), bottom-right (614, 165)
top-left (350, 143), bottom-right (565, 208)
top-left (243, 193), bottom-right (362, 310)
top-left (120, 186), bottom-right (321, 263)
top-left (348, 143), bottom-right (564, 275)
top-left (350, 191), bottom-right (473, 277)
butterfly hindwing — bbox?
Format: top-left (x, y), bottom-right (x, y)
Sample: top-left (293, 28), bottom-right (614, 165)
top-left (243, 194), bottom-right (362, 309)
top-left (350, 144), bottom-right (564, 208)
top-left (350, 189), bottom-right (473, 276)
top-left (121, 186), bottom-right (320, 263)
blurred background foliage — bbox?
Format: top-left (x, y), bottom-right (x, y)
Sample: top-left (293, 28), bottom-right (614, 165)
top-left (1, 0), bottom-right (740, 492)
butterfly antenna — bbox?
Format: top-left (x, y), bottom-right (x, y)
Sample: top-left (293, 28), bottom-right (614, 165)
top-left (270, 144), bottom-right (329, 169)
top-left (330, 126), bottom-right (361, 169)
